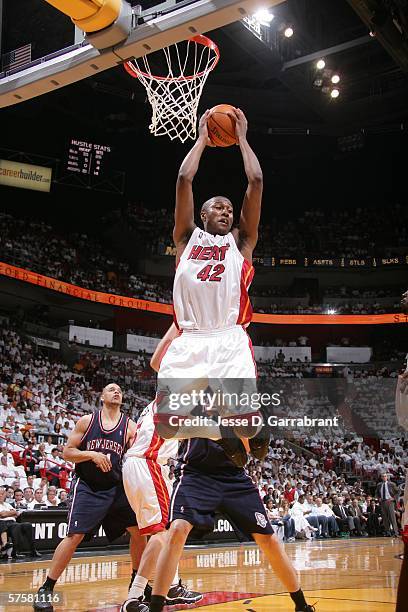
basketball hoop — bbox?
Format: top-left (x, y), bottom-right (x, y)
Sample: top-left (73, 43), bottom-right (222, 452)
top-left (124, 35), bottom-right (220, 143)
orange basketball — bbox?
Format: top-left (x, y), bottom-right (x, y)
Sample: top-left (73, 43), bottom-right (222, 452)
top-left (207, 104), bottom-right (237, 147)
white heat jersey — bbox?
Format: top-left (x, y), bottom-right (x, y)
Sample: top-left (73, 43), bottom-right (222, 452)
top-left (173, 227), bottom-right (254, 331)
top-left (125, 402), bottom-right (178, 465)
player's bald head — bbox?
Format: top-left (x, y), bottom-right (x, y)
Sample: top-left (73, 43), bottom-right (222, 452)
top-left (201, 196), bottom-right (232, 213)
top-left (102, 382), bottom-right (122, 395)
top-left (101, 383), bottom-right (123, 407)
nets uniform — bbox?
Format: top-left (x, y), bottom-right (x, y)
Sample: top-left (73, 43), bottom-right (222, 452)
top-left (169, 438), bottom-right (273, 539)
top-left (67, 410), bottom-right (137, 542)
top-left (123, 402), bottom-right (178, 535)
top-left (159, 227), bottom-right (257, 379)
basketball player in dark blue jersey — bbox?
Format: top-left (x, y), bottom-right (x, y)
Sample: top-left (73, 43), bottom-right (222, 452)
top-left (33, 383), bottom-right (147, 612)
top-left (149, 324), bottom-right (316, 612)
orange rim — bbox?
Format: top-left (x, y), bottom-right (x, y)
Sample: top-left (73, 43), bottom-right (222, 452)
top-left (124, 34), bottom-right (220, 82)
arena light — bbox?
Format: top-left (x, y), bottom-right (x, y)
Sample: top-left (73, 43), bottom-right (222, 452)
top-left (330, 88), bottom-right (340, 98)
top-left (327, 308), bottom-right (337, 315)
top-left (284, 26), bottom-right (294, 38)
top-left (331, 74), bottom-right (340, 84)
top-left (316, 59), bottom-right (325, 70)
top-left (253, 8), bottom-right (274, 26)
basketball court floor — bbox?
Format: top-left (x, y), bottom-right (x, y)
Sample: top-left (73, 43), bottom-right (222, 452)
top-left (1, 538), bottom-right (402, 611)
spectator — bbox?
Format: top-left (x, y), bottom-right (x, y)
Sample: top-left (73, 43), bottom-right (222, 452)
top-left (376, 473), bottom-right (399, 536)
top-left (9, 425), bottom-right (24, 445)
top-left (28, 489), bottom-right (46, 510)
top-left (10, 489), bottom-right (28, 511)
top-left (278, 499), bottom-right (296, 542)
top-left (45, 488), bottom-right (59, 508)
top-left (290, 497), bottom-right (317, 540)
top-left (366, 499), bottom-right (383, 536)
top-left (58, 490), bottom-right (68, 508)
top-left (332, 496), bottom-right (352, 534)
top-left (0, 486), bottom-right (41, 558)
top-left (347, 498), bottom-right (368, 536)
top-left (20, 442), bottom-right (39, 476)
top-left (23, 487), bottom-right (34, 506)
top-left (315, 497), bottom-right (339, 537)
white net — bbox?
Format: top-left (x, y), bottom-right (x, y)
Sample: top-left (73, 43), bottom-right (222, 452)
top-left (125, 36), bottom-right (219, 143)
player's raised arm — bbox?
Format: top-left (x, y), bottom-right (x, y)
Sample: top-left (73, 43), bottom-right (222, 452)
top-left (63, 415), bottom-right (112, 472)
top-left (233, 108), bottom-right (263, 263)
top-left (173, 110), bottom-right (212, 249)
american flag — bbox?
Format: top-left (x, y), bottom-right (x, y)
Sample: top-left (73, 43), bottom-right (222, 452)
top-left (1, 44), bottom-right (32, 71)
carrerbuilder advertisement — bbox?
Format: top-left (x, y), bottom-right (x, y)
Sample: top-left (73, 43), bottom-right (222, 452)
top-left (0, 159), bottom-right (52, 192)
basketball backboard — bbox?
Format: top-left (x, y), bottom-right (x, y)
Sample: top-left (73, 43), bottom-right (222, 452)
top-left (0, 0), bottom-right (285, 109)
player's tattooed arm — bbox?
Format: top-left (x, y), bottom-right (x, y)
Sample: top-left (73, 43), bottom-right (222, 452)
top-left (63, 415), bottom-right (112, 472)
top-left (231, 108), bottom-right (263, 263)
top-left (174, 111), bottom-right (212, 250)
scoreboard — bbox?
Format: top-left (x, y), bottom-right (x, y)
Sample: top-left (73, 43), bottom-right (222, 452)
top-left (66, 139), bottom-right (111, 176)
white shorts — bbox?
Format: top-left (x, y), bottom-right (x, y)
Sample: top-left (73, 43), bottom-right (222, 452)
top-left (159, 325), bottom-right (257, 379)
top-left (122, 457), bottom-right (172, 536)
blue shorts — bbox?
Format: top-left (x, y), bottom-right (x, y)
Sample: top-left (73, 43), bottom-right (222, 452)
top-left (67, 478), bottom-right (137, 542)
top-left (169, 469), bottom-right (273, 539)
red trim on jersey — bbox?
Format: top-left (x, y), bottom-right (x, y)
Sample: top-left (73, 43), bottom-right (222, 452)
top-left (172, 303), bottom-right (180, 330)
top-left (144, 403), bottom-right (165, 461)
top-left (98, 410), bottom-right (124, 434)
top-left (237, 260), bottom-right (254, 326)
top-left (143, 459), bottom-right (170, 535)
top-left (245, 331), bottom-right (258, 378)
top-left (79, 413), bottom-right (95, 443)
top-left (139, 522), bottom-right (167, 536)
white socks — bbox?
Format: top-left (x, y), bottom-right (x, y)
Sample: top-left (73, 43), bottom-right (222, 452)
top-left (128, 575), bottom-right (148, 599)
top-left (171, 567), bottom-right (180, 587)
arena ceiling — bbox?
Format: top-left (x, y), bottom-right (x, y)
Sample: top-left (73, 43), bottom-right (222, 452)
top-left (0, 1), bottom-right (406, 225)
top-left (2, 0), bottom-right (408, 135)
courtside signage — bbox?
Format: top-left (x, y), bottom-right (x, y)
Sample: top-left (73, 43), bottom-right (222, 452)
top-left (0, 159), bottom-right (52, 192)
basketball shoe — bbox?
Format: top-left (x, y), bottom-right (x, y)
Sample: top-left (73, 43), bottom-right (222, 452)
top-left (165, 580), bottom-right (203, 605)
top-left (33, 586), bottom-right (54, 611)
top-left (141, 581), bottom-right (202, 605)
top-left (120, 598), bottom-right (149, 612)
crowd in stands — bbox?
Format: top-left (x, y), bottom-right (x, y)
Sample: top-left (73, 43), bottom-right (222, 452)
top-left (255, 299), bottom-right (403, 315)
top-left (0, 211), bottom-right (405, 315)
top-left (250, 437), bottom-right (406, 541)
top-left (0, 316), bottom-right (406, 558)
top-left (120, 202), bottom-right (408, 260)
top-left (255, 204), bottom-right (407, 259)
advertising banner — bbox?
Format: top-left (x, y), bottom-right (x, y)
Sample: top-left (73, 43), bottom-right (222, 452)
top-left (0, 159), bottom-right (52, 192)
top-left (69, 325), bottom-right (113, 348)
top-left (0, 261), bottom-right (405, 324)
top-left (254, 346), bottom-right (311, 362)
top-left (326, 346), bottom-right (373, 363)
top-left (25, 510), bottom-right (239, 552)
top-left (126, 334), bottom-right (160, 353)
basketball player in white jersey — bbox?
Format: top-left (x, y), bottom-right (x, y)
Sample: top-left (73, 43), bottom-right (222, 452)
top-left (120, 391), bottom-right (202, 610)
top-left (155, 107), bottom-right (264, 452)
top-left (145, 111), bottom-right (317, 612)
